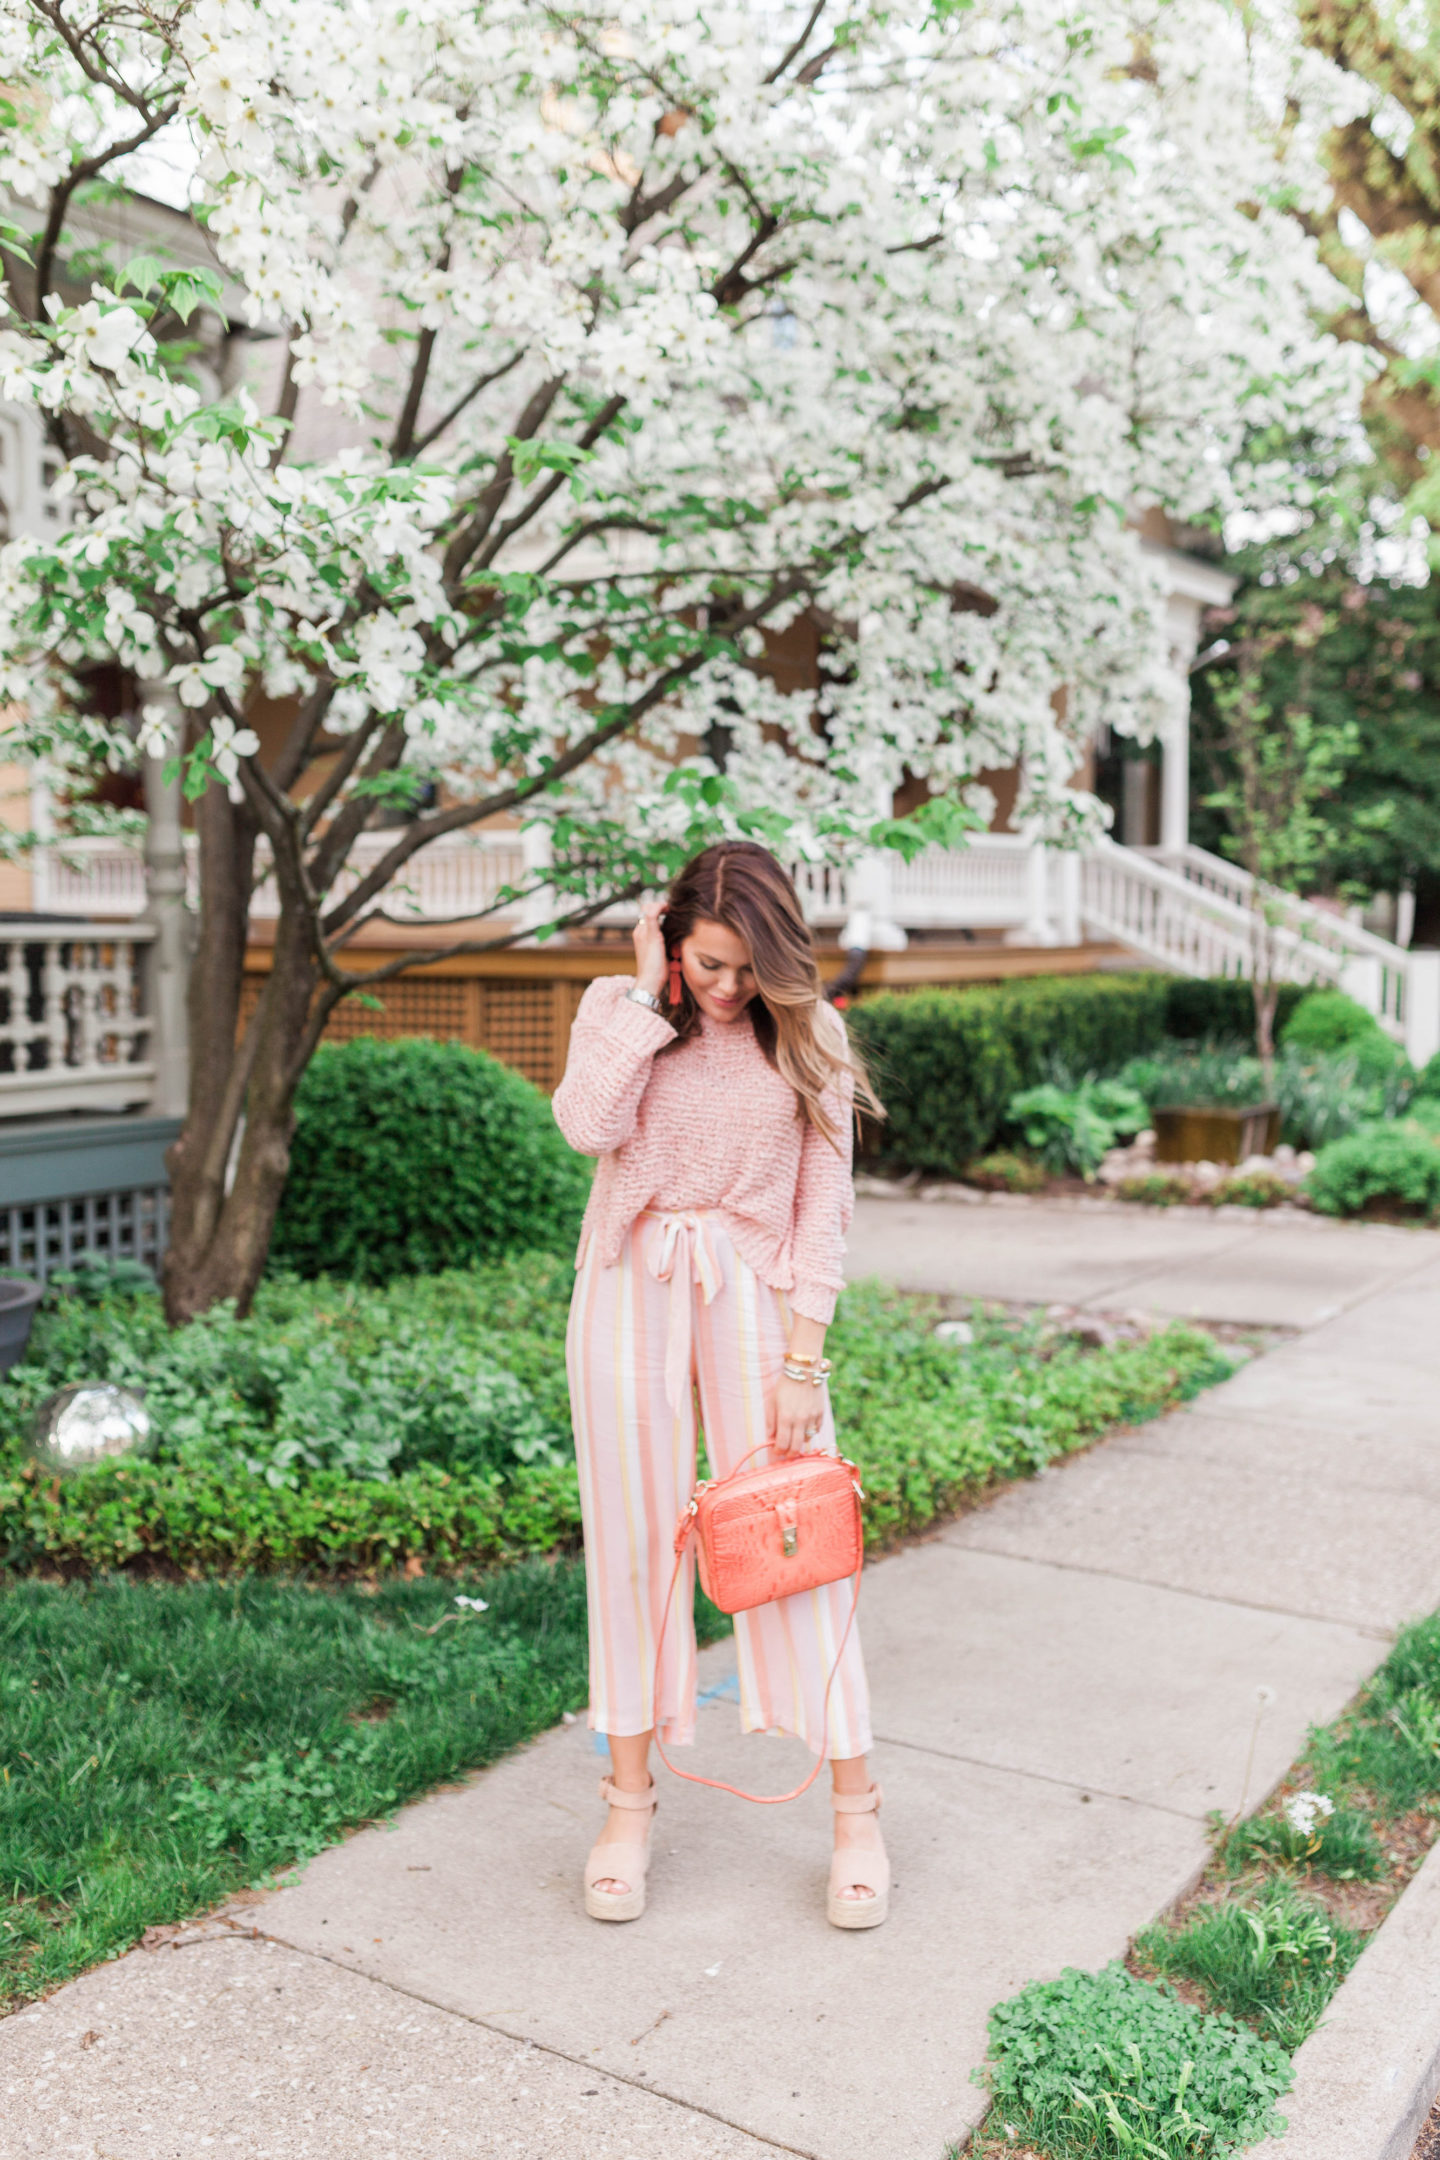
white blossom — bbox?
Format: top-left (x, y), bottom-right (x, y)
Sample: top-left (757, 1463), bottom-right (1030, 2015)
top-left (1283, 1791), bottom-right (1335, 1840)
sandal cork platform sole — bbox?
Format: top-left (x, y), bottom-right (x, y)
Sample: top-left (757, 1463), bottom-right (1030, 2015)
top-left (584, 1776), bottom-right (657, 1923)
top-left (828, 1782), bottom-right (889, 1930)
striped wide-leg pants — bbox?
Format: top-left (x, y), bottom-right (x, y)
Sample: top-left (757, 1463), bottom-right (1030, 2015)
top-left (566, 1209), bottom-right (872, 1759)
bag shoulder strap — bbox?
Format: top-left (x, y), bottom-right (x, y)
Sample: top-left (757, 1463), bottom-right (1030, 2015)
top-left (648, 1453), bottom-right (863, 1807)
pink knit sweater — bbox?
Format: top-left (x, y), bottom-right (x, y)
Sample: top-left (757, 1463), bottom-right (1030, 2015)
top-left (552, 975), bottom-right (854, 1324)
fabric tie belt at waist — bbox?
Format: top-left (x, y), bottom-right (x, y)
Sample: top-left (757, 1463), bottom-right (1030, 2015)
top-left (641, 1210), bottom-right (723, 1414)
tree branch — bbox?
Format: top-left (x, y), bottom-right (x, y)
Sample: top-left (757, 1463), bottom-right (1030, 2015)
top-left (441, 374), bottom-right (564, 587)
top-left (765, 0), bottom-right (829, 83)
top-left (321, 567), bottom-right (810, 936)
top-left (470, 394), bottom-right (627, 572)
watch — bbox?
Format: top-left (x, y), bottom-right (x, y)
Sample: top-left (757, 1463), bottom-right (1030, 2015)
top-left (627, 985), bottom-right (664, 1012)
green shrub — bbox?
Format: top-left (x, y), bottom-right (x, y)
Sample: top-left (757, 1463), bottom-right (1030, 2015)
top-left (1415, 1050), bottom-right (1440, 1102)
top-left (1306, 1122), bottom-right (1440, 1218)
top-left (976, 1961), bottom-right (1291, 2159)
top-left (1280, 988), bottom-right (1383, 1057)
top-left (1006, 1079), bottom-right (1149, 1178)
top-left (270, 1037), bottom-right (591, 1282)
top-left (848, 974), bottom-right (1169, 1178)
top-left (1163, 977), bottom-right (1309, 1046)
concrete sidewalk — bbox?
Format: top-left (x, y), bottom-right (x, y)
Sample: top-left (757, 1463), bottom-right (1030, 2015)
top-left (5, 1201), bottom-right (1439, 2160)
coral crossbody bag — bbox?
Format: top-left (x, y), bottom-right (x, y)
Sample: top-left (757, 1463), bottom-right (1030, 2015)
top-left (652, 1447), bottom-right (865, 1805)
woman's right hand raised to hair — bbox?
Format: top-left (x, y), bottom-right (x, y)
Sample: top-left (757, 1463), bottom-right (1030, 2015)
top-left (633, 900), bottom-right (669, 1000)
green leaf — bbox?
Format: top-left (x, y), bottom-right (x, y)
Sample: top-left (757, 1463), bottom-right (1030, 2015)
top-left (157, 267), bottom-right (226, 325)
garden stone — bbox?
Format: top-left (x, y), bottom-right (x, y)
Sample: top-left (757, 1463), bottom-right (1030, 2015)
top-left (932, 1319), bottom-right (974, 1346)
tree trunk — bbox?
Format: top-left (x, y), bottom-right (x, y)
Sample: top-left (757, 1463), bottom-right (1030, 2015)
top-left (163, 785), bottom-right (318, 1323)
top-left (1251, 900), bottom-right (1279, 1097)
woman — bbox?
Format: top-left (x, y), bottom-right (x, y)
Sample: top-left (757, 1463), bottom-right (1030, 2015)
top-left (552, 840), bottom-right (888, 1930)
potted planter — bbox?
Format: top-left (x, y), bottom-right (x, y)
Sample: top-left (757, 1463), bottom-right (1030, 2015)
top-left (1153, 1103), bottom-right (1282, 1166)
top-left (0, 1276), bottom-right (43, 1374)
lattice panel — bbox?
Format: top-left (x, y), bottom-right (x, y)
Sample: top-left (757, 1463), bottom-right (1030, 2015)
top-left (2, 1186), bottom-right (168, 1286)
top-left (325, 978), bottom-right (470, 1042)
top-left (239, 974), bottom-right (471, 1045)
top-left (238, 969), bottom-right (590, 1090)
top-left (480, 981), bottom-right (561, 1090)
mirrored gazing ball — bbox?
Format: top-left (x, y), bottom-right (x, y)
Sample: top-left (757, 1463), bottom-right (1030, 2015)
top-left (29, 1383), bottom-right (154, 1475)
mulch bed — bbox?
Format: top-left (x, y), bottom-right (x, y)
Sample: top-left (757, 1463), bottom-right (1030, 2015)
top-left (1412, 2091), bottom-right (1440, 2160)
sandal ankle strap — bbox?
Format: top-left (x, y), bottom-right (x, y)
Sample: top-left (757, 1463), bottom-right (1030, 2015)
top-left (832, 1782), bottom-right (882, 1815)
top-left (599, 1776), bottom-right (658, 1811)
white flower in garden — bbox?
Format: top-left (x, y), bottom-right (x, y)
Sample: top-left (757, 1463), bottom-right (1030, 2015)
top-left (1283, 1791), bottom-right (1335, 1839)
top-left (454, 1595), bottom-right (489, 1612)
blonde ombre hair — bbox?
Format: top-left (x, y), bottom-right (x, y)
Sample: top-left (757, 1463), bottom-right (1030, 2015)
top-left (660, 841), bottom-right (884, 1144)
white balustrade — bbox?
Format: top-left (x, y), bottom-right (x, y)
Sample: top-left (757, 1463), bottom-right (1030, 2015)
top-left (0, 922), bottom-right (156, 1116)
top-left (1084, 839), bottom-right (1440, 1064)
top-left (32, 829), bottom-right (527, 927)
top-left (250, 829), bottom-right (529, 924)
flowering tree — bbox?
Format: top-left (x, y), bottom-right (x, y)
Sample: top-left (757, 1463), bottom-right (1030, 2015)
top-left (0, 0), bottom-right (1343, 1318)
top-left (1289, 0), bottom-right (1440, 515)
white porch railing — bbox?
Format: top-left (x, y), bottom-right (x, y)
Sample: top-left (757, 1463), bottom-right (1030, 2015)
top-left (247, 830), bottom-right (528, 922)
top-left (1083, 840), bottom-right (1440, 1064)
top-left (0, 922), bottom-right (156, 1116)
top-left (31, 830), bottom-right (528, 925)
top-left (793, 834), bottom-right (1076, 943)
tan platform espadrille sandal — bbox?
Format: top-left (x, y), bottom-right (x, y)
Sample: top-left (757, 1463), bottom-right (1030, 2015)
top-left (584, 1776), bottom-right (658, 1922)
top-left (827, 1783), bottom-right (889, 1930)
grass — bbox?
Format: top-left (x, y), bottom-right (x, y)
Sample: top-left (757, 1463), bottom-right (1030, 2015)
top-left (0, 1563), bottom-right (730, 2007)
top-left (1135, 1885), bottom-right (1364, 2051)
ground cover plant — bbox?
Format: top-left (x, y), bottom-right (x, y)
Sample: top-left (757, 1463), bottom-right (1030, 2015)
top-left (0, 1265), bottom-right (1232, 1572)
top-left (973, 1961), bottom-right (1292, 2158)
top-left (973, 1609), bottom-right (1440, 2157)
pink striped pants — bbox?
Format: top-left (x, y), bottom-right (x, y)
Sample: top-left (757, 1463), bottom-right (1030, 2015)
top-left (566, 1210), bottom-right (872, 1759)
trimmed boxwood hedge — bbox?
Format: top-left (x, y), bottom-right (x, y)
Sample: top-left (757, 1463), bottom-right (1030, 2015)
top-left (1165, 975), bottom-right (1309, 1044)
top-left (270, 1036), bottom-right (591, 1283)
top-left (847, 972), bottom-right (1171, 1177)
top-left (846, 971), bottom-right (1320, 1178)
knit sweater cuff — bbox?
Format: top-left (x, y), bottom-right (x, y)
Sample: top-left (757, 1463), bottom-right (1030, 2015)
top-left (789, 1281), bottom-right (839, 1327)
top-left (605, 990), bottom-right (676, 1056)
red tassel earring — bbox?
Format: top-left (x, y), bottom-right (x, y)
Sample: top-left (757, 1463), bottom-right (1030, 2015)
top-left (668, 954), bottom-right (683, 1006)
